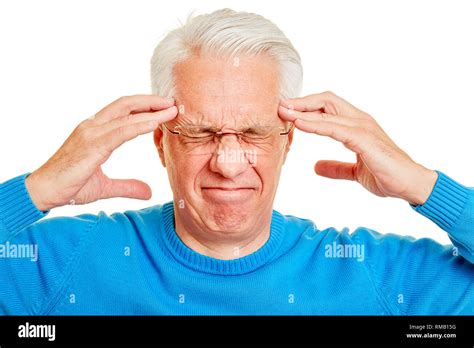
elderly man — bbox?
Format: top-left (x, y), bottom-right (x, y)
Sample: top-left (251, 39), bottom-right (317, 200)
top-left (0, 9), bottom-right (473, 315)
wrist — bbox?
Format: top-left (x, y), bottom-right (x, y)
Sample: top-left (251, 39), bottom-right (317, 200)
top-left (405, 166), bottom-right (438, 206)
top-left (25, 172), bottom-right (53, 212)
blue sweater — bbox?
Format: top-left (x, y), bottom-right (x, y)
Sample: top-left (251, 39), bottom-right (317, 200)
top-left (0, 171), bottom-right (473, 315)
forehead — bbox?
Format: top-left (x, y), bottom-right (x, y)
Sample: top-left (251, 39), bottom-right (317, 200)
top-left (172, 54), bottom-right (280, 125)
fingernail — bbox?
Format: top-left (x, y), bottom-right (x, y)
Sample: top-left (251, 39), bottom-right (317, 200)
top-left (279, 105), bottom-right (294, 114)
top-left (163, 106), bottom-right (177, 114)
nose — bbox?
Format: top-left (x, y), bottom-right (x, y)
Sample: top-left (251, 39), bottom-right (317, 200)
top-left (209, 134), bottom-right (253, 178)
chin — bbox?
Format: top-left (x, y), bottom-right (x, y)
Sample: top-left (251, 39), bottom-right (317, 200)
top-left (203, 199), bottom-right (255, 233)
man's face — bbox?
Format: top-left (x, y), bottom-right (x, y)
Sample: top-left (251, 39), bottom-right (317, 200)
top-left (154, 53), bottom-right (292, 237)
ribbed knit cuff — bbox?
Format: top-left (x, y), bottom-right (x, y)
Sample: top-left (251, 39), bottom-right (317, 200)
top-left (0, 173), bottom-right (49, 241)
top-left (410, 170), bottom-right (470, 232)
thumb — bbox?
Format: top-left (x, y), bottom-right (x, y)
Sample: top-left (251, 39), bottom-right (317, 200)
top-left (102, 178), bottom-right (152, 200)
top-left (314, 160), bottom-right (357, 181)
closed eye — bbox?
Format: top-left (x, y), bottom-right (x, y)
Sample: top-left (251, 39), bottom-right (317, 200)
top-left (177, 126), bottom-right (218, 138)
top-left (242, 127), bottom-right (274, 137)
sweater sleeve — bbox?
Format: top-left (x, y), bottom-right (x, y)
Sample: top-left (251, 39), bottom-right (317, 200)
top-left (351, 170), bottom-right (474, 315)
top-left (409, 170), bottom-right (474, 263)
top-left (0, 174), bottom-right (99, 314)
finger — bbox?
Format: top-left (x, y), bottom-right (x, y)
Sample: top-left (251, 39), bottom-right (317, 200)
top-left (280, 95), bottom-right (325, 112)
top-left (294, 118), bottom-right (366, 154)
top-left (278, 105), bottom-right (355, 127)
top-left (281, 91), bottom-right (363, 118)
top-left (102, 178), bottom-right (152, 200)
top-left (99, 105), bottom-right (178, 135)
top-left (294, 118), bottom-right (352, 142)
top-left (315, 160), bottom-right (357, 181)
top-left (101, 117), bottom-right (165, 153)
top-left (93, 95), bottom-right (176, 124)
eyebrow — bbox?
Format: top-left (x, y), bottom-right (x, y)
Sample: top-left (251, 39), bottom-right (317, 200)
top-left (174, 111), bottom-right (280, 129)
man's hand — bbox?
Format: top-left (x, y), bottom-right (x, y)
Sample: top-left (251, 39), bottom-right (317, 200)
top-left (26, 95), bottom-right (178, 211)
top-left (278, 91), bottom-right (438, 206)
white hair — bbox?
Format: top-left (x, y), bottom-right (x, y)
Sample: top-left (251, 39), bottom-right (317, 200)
top-left (150, 8), bottom-right (303, 99)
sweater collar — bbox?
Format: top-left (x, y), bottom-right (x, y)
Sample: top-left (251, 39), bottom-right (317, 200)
top-left (160, 201), bottom-right (285, 275)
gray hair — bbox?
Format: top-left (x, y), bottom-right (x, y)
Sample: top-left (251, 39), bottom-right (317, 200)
top-left (150, 8), bottom-right (303, 99)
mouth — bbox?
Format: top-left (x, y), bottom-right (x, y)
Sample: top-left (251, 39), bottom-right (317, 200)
top-left (201, 187), bottom-right (256, 202)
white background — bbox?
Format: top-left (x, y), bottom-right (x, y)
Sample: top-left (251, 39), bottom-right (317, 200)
top-left (1, 0), bottom-right (473, 244)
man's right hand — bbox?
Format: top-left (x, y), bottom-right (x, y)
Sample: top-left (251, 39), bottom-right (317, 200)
top-left (25, 95), bottom-right (178, 211)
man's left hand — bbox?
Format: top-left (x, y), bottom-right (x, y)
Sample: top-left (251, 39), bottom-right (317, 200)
top-left (278, 91), bottom-right (438, 206)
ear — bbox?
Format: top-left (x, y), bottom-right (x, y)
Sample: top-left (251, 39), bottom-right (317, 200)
top-left (153, 127), bottom-right (166, 167)
top-left (282, 129), bottom-right (294, 165)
